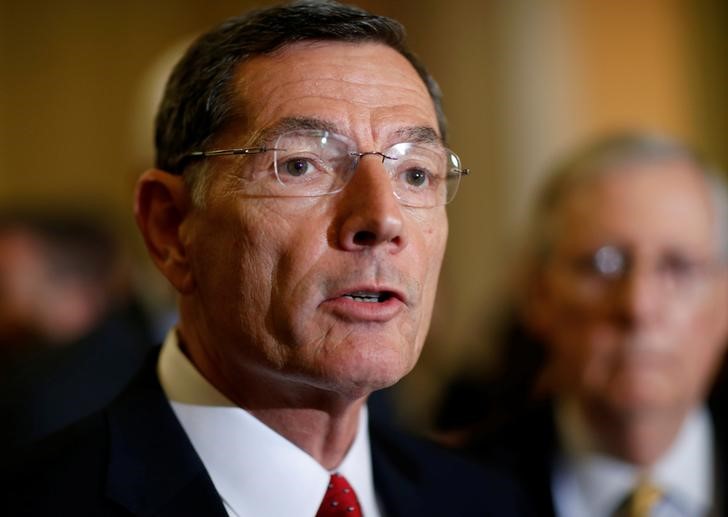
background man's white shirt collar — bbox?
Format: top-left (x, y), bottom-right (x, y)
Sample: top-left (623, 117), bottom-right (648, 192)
top-left (552, 398), bottom-right (714, 517)
top-left (157, 329), bottom-right (381, 517)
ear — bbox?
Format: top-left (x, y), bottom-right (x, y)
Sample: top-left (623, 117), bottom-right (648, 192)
top-left (134, 169), bottom-right (195, 294)
top-left (713, 266), bottom-right (728, 349)
top-left (519, 266), bottom-right (560, 396)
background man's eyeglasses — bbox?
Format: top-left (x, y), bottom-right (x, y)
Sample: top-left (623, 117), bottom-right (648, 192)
top-left (554, 244), bottom-right (719, 303)
top-left (183, 129), bottom-right (469, 208)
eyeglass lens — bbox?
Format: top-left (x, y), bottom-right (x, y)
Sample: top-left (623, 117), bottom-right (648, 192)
top-left (271, 130), bottom-right (462, 207)
top-left (562, 244), bottom-right (715, 301)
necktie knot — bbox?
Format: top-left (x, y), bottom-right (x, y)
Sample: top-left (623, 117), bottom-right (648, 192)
top-left (316, 473), bottom-right (362, 517)
top-left (614, 477), bottom-right (664, 517)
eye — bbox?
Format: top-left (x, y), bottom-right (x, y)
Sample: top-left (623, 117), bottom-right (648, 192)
top-left (661, 253), bottom-right (701, 280)
top-left (403, 168), bottom-right (428, 188)
top-left (283, 158), bottom-right (313, 177)
top-left (570, 255), bottom-right (602, 276)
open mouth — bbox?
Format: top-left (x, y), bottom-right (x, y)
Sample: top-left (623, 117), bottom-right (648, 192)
top-left (342, 290), bottom-right (394, 303)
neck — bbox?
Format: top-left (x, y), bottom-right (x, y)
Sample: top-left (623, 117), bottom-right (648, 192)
top-left (581, 400), bottom-right (689, 466)
top-left (250, 402), bottom-right (365, 470)
top-left (177, 323), bottom-right (367, 470)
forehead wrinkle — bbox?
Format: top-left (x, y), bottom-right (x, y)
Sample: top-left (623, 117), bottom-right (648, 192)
top-left (234, 44), bottom-right (438, 149)
top-left (270, 43), bottom-right (429, 98)
top-left (248, 67), bottom-right (429, 116)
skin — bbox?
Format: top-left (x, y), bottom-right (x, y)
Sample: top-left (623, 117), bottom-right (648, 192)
top-left (135, 41), bottom-right (448, 468)
top-left (0, 229), bottom-right (103, 347)
top-left (530, 159), bottom-right (728, 465)
top-left (0, 230), bottom-right (46, 346)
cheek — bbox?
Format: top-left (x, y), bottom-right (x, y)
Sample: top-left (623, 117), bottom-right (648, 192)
top-left (189, 206), bottom-right (283, 324)
top-left (542, 288), bottom-right (596, 347)
top-left (417, 219), bottom-right (447, 312)
top-left (541, 296), bottom-right (617, 381)
top-left (672, 296), bottom-right (728, 380)
top-left (266, 239), bottom-right (329, 342)
top-left (421, 213), bottom-right (448, 275)
top-left (549, 329), bottom-right (606, 373)
top-left (407, 218), bottom-right (447, 346)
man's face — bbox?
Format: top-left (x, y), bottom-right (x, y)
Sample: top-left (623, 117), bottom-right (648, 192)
top-left (534, 160), bottom-right (728, 421)
top-left (179, 42), bottom-right (448, 397)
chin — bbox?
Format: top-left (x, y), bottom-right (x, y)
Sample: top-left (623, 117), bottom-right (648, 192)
top-left (291, 327), bottom-right (421, 396)
top-left (602, 380), bottom-right (676, 417)
top-left (345, 358), bottom-right (411, 390)
top-left (303, 374), bottom-right (396, 402)
top-left (317, 352), bottom-right (414, 399)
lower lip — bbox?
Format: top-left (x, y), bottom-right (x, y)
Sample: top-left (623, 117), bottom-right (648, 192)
top-left (322, 296), bottom-right (405, 322)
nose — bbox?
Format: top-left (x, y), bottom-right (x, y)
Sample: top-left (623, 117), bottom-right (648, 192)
top-left (613, 265), bottom-right (664, 327)
top-left (335, 155), bottom-right (407, 252)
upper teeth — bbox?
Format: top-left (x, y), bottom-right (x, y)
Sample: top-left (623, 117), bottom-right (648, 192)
top-left (346, 291), bottom-right (382, 302)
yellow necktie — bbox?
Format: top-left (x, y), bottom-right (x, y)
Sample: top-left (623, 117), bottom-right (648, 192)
top-left (627, 479), bottom-right (663, 517)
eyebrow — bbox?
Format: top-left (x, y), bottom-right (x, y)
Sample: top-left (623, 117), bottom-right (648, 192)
top-left (391, 126), bottom-right (441, 145)
top-left (256, 117), bottom-right (340, 145)
top-left (256, 117), bottom-right (441, 147)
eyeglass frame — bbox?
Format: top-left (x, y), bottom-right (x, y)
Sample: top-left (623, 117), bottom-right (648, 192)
top-left (180, 129), bottom-right (470, 208)
top-left (549, 244), bottom-right (721, 304)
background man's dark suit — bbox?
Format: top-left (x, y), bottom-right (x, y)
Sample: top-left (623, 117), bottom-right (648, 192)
top-left (465, 388), bottom-right (728, 517)
top-left (3, 349), bottom-right (530, 517)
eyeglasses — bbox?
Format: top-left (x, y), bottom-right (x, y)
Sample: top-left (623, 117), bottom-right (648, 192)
top-left (184, 129), bottom-right (469, 208)
top-left (554, 244), bottom-right (719, 303)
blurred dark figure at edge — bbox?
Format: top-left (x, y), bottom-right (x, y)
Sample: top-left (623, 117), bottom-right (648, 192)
top-left (437, 132), bottom-right (728, 516)
top-left (0, 208), bottom-right (156, 450)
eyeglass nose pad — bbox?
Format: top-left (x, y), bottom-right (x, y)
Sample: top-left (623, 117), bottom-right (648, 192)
top-left (376, 152), bottom-right (397, 164)
top-left (339, 153), bottom-right (361, 185)
top-left (345, 152), bottom-right (398, 191)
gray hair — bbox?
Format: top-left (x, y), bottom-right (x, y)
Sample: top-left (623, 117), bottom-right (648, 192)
top-left (529, 132), bottom-right (728, 265)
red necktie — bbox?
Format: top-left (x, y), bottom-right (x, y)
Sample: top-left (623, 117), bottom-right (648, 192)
top-left (315, 473), bottom-right (362, 517)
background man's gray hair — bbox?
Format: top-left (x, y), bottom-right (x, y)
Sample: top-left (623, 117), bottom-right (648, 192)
top-left (528, 132), bottom-right (728, 265)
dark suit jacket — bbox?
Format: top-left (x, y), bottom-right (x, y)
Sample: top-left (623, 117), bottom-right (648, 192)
top-left (3, 349), bottom-right (531, 516)
top-left (466, 397), bottom-right (728, 517)
top-left (466, 400), bottom-right (558, 517)
top-left (0, 299), bottom-right (155, 451)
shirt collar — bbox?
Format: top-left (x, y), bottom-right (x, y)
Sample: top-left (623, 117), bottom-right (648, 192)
top-left (553, 398), bottom-right (714, 516)
top-left (157, 329), bottom-right (381, 517)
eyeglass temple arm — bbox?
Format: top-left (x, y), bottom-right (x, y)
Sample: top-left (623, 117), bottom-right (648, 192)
top-left (187, 147), bottom-right (271, 158)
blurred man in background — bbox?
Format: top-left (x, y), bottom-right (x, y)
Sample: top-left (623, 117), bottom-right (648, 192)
top-left (466, 133), bottom-right (728, 516)
top-left (0, 210), bottom-right (122, 352)
top-left (0, 209), bottom-right (155, 449)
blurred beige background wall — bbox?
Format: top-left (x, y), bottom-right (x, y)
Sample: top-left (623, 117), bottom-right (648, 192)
top-left (1, 0), bottom-right (726, 424)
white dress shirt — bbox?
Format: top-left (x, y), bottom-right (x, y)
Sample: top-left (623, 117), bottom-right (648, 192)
top-left (552, 398), bottom-right (714, 517)
top-left (157, 329), bottom-right (382, 517)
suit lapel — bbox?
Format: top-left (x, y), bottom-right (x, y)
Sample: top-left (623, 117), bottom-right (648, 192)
top-left (369, 421), bottom-right (428, 516)
top-left (104, 350), bottom-right (228, 517)
top-left (529, 403), bottom-right (560, 517)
